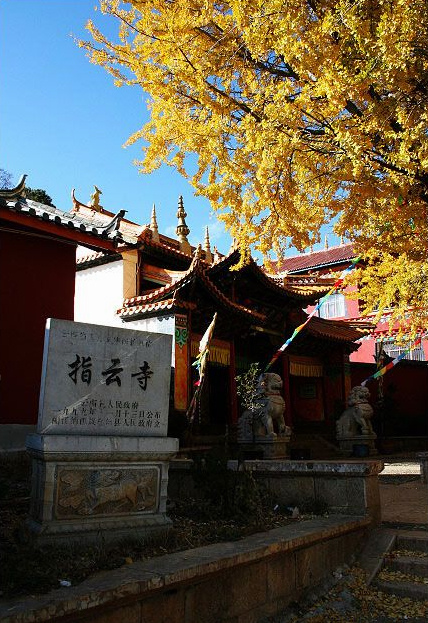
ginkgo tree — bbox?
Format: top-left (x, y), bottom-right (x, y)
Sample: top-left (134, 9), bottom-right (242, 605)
top-left (81, 0), bottom-right (428, 329)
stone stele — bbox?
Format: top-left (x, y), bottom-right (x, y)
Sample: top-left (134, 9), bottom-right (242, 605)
top-left (26, 319), bottom-right (178, 543)
top-left (37, 318), bottom-right (172, 437)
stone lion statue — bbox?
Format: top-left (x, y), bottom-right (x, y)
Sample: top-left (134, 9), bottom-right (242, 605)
top-left (336, 385), bottom-right (374, 438)
top-left (238, 372), bottom-right (291, 441)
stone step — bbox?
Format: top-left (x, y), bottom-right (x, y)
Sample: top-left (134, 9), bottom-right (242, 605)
top-left (373, 578), bottom-right (428, 601)
top-left (396, 535), bottom-right (428, 554)
top-left (384, 554), bottom-right (428, 578)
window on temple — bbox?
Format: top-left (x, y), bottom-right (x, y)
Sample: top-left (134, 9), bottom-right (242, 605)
top-left (377, 339), bottom-right (425, 362)
top-left (318, 293), bottom-right (346, 319)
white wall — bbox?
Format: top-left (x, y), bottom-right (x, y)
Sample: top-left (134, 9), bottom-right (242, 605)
top-left (130, 316), bottom-right (176, 365)
top-left (75, 260), bottom-right (124, 328)
top-left (75, 264), bottom-right (176, 363)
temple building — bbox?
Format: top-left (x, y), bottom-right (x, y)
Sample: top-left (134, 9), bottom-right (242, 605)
top-left (0, 178), bottom-right (127, 451)
top-left (277, 241), bottom-right (428, 440)
top-left (74, 192), bottom-right (369, 442)
top-left (277, 241), bottom-right (428, 364)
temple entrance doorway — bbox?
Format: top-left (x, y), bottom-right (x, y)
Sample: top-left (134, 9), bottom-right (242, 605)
top-left (191, 362), bottom-right (230, 437)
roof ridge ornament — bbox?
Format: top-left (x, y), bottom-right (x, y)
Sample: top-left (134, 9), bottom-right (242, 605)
top-left (0, 174), bottom-right (27, 199)
top-left (189, 243), bottom-right (203, 270)
top-left (71, 187), bottom-right (104, 213)
top-left (150, 203), bottom-right (159, 242)
top-left (71, 188), bottom-right (84, 212)
top-left (99, 210), bottom-right (127, 237)
top-left (213, 245), bottom-right (221, 262)
top-left (176, 195), bottom-right (191, 254)
top-left (89, 185), bottom-right (103, 212)
top-left (204, 225), bottom-right (213, 263)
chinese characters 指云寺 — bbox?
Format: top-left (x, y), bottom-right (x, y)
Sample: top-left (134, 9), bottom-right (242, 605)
top-left (102, 358), bottom-right (124, 386)
top-left (68, 355), bottom-right (92, 385)
top-left (131, 361), bottom-right (153, 390)
top-left (67, 357), bottom-right (153, 390)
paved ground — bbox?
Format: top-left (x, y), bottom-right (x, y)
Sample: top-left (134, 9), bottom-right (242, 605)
top-left (268, 458), bottom-right (428, 622)
top-left (380, 460), bottom-right (428, 525)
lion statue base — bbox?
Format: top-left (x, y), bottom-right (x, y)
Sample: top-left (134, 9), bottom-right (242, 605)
top-left (336, 385), bottom-right (377, 456)
top-left (237, 373), bottom-right (291, 458)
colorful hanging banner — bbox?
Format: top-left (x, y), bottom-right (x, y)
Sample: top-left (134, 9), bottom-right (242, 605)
top-left (360, 336), bottom-right (423, 386)
top-left (187, 312), bottom-right (217, 421)
top-left (192, 312), bottom-right (217, 386)
top-left (265, 256), bottom-right (361, 371)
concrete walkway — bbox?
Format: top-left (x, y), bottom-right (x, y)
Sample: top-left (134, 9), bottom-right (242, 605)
top-left (380, 460), bottom-right (428, 526)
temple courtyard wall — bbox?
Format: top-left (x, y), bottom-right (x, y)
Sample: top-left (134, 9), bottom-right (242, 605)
top-left (0, 515), bottom-right (370, 623)
top-left (1, 459), bottom-right (381, 623)
top-left (169, 459), bottom-right (384, 524)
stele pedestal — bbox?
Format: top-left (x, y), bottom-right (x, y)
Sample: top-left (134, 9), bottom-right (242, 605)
top-left (26, 319), bottom-right (178, 544)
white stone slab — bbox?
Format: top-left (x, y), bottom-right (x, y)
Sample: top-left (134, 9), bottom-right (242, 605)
top-left (38, 319), bottom-right (172, 437)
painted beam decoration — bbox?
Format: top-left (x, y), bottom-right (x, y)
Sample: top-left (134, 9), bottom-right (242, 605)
top-left (38, 319), bottom-right (172, 436)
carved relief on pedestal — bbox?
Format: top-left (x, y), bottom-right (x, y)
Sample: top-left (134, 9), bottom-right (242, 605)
top-left (55, 467), bottom-right (159, 518)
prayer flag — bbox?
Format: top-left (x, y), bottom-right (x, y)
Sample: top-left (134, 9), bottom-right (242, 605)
top-left (265, 256), bottom-right (361, 370)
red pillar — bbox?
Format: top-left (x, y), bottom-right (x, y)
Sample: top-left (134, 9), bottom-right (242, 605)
top-left (282, 354), bottom-right (293, 427)
top-left (229, 340), bottom-right (238, 424)
top-left (174, 314), bottom-right (190, 411)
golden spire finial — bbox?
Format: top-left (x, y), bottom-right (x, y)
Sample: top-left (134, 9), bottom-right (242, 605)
top-left (176, 195), bottom-right (191, 254)
top-left (150, 203), bottom-right (159, 242)
top-left (324, 235), bottom-right (329, 250)
top-left (204, 226), bottom-right (213, 263)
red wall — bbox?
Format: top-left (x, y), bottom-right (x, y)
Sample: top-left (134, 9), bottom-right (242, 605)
top-left (0, 229), bottom-right (76, 425)
top-left (350, 337), bottom-right (375, 363)
top-left (351, 361), bottom-right (428, 435)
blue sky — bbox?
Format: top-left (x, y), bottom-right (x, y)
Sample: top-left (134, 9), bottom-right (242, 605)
top-left (0, 0), bottom-right (230, 252)
top-left (0, 0), bottom-right (340, 256)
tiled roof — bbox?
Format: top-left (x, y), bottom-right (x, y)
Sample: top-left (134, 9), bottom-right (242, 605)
top-left (0, 196), bottom-right (128, 245)
top-left (71, 193), bottom-right (144, 242)
top-left (245, 256), bottom-right (328, 300)
top-left (278, 243), bottom-right (356, 273)
top-left (119, 298), bottom-right (197, 318)
top-left (140, 236), bottom-right (200, 260)
top-left (76, 250), bottom-right (122, 270)
top-left (76, 250), bottom-right (107, 265)
top-left (208, 250), bottom-right (331, 301)
top-left (120, 255), bottom-right (267, 323)
top-left (123, 266), bottom-right (195, 308)
top-left (306, 316), bottom-right (372, 343)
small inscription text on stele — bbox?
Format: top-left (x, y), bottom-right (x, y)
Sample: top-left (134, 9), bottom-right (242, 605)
top-left (38, 319), bottom-right (172, 437)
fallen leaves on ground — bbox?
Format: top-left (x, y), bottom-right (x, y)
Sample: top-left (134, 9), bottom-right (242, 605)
top-left (285, 567), bottom-right (428, 623)
top-left (378, 568), bottom-right (428, 585)
top-left (393, 549), bottom-right (428, 559)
